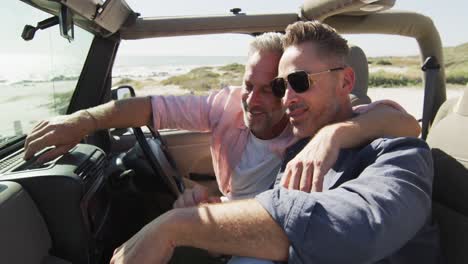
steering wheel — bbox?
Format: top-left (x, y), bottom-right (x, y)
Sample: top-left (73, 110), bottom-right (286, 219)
top-left (113, 85), bottom-right (184, 198)
top-left (132, 125), bottom-right (185, 198)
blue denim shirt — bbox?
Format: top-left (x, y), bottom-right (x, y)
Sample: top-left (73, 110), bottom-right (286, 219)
top-left (256, 137), bottom-right (440, 264)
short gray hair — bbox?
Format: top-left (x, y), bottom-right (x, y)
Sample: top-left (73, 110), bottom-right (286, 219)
top-left (248, 32), bottom-right (284, 57)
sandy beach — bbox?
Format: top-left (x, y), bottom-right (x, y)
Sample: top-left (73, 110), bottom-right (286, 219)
top-left (367, 86), bottom-right (465, 119)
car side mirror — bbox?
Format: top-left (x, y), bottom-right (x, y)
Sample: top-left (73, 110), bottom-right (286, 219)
top-left (112, 85), bottom-right (136, 100)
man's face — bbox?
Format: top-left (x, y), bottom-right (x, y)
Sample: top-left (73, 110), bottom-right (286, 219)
top-left (241, 51), bottom-right (286, 139)
top-left (278, 42), bottom-right (349, 137)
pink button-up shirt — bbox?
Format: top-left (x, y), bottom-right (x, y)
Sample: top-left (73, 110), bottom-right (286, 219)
top-left (152, 87), bottom-right (296, 195)
top-left (151, 86), bottom-right (405, 195)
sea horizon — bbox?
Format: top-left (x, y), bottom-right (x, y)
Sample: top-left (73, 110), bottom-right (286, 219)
top-left (0, 55), bottom-right (248, 84)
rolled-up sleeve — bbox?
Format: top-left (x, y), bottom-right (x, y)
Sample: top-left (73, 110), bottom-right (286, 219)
top-left (151, 86), bottom-right (236, 131)
top-left (256, 138), bottom-right (433, 264)
top-left (151, 94), bottom-right (211, 131)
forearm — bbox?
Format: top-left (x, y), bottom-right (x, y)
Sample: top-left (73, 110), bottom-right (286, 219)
top-left (168, 199), bottom-right (289, 261)
top-left (332, 104), bottom-right (420, 149)
top-left (83, 96), bottom-right (152, 132)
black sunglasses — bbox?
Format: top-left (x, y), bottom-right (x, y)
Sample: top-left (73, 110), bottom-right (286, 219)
top-left (270, 67), bottom-right (345, 98)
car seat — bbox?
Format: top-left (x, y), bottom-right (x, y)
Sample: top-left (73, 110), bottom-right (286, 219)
top-left (426, 87), bottom-right (468, 264)
top-left (346, 45), bottom-right (372, 106)
top-left (0, 181), bottom-right (71, 264)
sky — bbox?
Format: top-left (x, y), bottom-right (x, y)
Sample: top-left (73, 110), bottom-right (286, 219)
top-left (118, 0), bottom-right (468, 57)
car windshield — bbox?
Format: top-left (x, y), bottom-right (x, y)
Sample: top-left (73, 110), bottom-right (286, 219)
top-left (0, 1), bottom-right (93, 145)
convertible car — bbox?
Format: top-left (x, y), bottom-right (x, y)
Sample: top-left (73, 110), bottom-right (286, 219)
top-left (0, 0), bottom-right (466, 263)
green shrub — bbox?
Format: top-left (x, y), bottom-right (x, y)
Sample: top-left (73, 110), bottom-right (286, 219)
top-left (161, 64), bottom-right (244, 92)
top-left (375, 59), bottom-right (392, 66)
top-left (446, 71), bottom-right (468, 85)
top-left (191, 66), bottom-right (213, 72)
top-left (218, 63), bottom-right (245, 73)
top-left (161, 75), bottom-right (189, 86)
top-left (369, 70), bottom-right (420, 87)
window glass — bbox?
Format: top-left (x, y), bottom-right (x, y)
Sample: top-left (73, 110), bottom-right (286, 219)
top-left (0, 1), bottom-right (93, 144)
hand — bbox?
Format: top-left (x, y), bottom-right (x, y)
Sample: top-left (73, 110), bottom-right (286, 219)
top-left (23, 110), bottom-right (96, 163)
top-left (173, 184), bottom-right (221, 208)
top-left (280, 125), bottom-right (341, 192)
top-left (110, 212), bottom-right (177, 264)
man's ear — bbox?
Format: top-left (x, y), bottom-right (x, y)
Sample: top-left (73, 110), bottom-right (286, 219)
top-left (342, 66), bottom-right (355, 94)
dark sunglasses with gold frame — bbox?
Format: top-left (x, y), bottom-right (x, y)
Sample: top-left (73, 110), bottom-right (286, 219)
top-left (270, 67), bottom-right (344, 98)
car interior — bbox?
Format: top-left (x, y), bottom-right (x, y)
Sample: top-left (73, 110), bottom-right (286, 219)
top-left (0, 0), bottom-right (466, 263)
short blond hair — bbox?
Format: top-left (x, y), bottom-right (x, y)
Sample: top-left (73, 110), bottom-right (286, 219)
top-left (283, 21), bottom-right (349, 62)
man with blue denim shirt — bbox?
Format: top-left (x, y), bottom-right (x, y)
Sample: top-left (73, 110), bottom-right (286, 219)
top-left (110, 20), bottom-right (439, 264)
top-left (257, 136), bottom-right (439, 263)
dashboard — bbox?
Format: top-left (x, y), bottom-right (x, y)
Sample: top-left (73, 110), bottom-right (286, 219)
top-left (0, 144), bottom-right (110, 263)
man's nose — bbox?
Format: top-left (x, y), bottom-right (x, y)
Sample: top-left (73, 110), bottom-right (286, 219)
top-left (282, 84), bottom-right (299, 107)
top-left (246, 88), bottom-right (261, 105)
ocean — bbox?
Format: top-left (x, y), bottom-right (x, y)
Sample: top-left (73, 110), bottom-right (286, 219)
top-left (0, 55), bottom-right (247, 84)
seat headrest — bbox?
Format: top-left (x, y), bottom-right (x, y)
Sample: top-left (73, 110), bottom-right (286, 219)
top-left (427, 87), bottom-right (468, 168)
top-left (346, 45), bottom-right (371, 106)
top-left (432, 87), bottom-right (468, 126)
